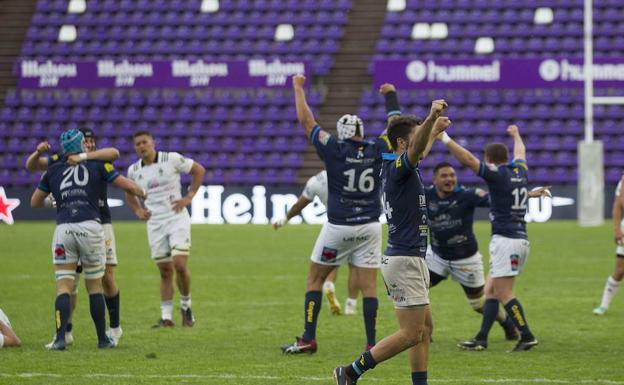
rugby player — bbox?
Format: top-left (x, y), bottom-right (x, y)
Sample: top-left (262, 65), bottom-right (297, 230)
top-left (593, 175), bottom-right (624, 315)
top-left (333, 102), bottom-right (450, 385)
top-left (126, 131), bottom-right (205, 328)
top-left (281, 75), bottom-right (393, 354)
top-left (438, 125), bottom-right (548, 352)
top-left (26, 128), bottom-right (124, 347)
top-left (0, 308), bottom-right (21, 348)
top-left (273, 170), bottom-right (359, 316)
top-left (31, 129), bottom-right (145, 350)
top-left (425, 161), bottom-right (518, 340)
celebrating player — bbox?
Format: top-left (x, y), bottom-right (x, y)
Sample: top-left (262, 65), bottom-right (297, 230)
top-left (281, 75), bottom-right (392, 354)
top-left (25, 128), bottom-right (123, 346)
top-left (126, 131), bottom-right (205, 328)
top-left (31, 129), bottom-right (145, 350)
top-left (333, 102), bottom-right (450, 385)
top-left (273, 170), bottom-right (360, 315)
top-left (439, 125), bottom-right (548, 352)
top-left (425, 162), bottom-right (518, 340)
top-left (593, 175), bottom-right (624, 315)
top-left (0, 309), bottom-right (21, 348)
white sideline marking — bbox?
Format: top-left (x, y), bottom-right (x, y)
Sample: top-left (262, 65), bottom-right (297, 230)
top-left (1, 373), bottom-right (623, 384)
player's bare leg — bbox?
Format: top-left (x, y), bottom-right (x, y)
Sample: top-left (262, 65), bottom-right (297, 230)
top-left (353, 266), bottom-right (378, 350)
top-left (281, 262), bottom-right (335, 354)
top-left (490, 276), bottom-right (538, 352)
top-left (48, 263), bottom-right (77, 350)
top-left (324, 267), bottom-right (342, 315)
top-left (0, 311), bottom-right (21, 347)
top-left (84, 267), bottom-right (114, 348)
top-left (153, 261), bottom-right (175, 328)
top-left (594, 256), bottom-right (624, 315)
top-left (463, 285), bottom-right (518, 340)
top-left (173, 254), bottom-right (194, 326)
top-left (334, 305), bottom-right (430, 384)
top-left (345, 264), bottom-right (359, 315)
top-left (102, 265), bottom-right (122, 343)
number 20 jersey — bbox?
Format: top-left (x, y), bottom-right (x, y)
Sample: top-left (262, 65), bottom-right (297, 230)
top-left (310, 124), bottom-right (390, 225)
top-left (477, 159), bottom-right (529, 239)
top-left (38, 158), bottom-right (120, 224)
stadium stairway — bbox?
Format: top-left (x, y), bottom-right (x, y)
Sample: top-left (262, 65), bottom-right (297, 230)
top-left (0, 0), bottom-right (36, 101)
top-left (299, 0), bottom-right (387, 183)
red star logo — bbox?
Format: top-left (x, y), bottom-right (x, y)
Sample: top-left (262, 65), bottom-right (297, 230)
top-left (0, 187), bottom-right (20, 225)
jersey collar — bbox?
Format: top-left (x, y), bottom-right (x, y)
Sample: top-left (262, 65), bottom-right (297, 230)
top-left (141, 151), bottom-right (159, 167)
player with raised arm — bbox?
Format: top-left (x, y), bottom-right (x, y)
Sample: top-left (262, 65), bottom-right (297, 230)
top-left (126, 131), bottom-right (205, 328)
top-left (425, 162), bottom-right (518, 341)
top-left (0, 309), bottom-right (21, 348)
top-left (333, 102), bottom-right (450, 385)
top-left (438, 125), bottom-right (548, 352)
top-left (31, 129), bottom-right (146, 350)
top-left (593, 175), bottom-right (624, 315)
top-left (281, 75), bottom-right (393, 354)
top-left (273, 170), bottom-right (359, 315)
top-left (26, 128), bottom-right (125, 347)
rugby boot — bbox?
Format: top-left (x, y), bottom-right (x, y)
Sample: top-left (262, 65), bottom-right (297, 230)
top-left (98, 336), bottom-right (116, 349)
top-left (457, 338), bottom-right (488, 351)
top-left (152, 318), bottom-right (175, 328)
top-left (593, 306), bottom-right (607, 315)
top-left (333, 366), bottom-right (357, 385)
top-left (106, 327), bottom-right (123, 346)
top-left (510, 338), bottom-right (539, 352)
top-left (325, 289), bottom-right (342, 315)
top-left (45, 338), bottom-right (66, 351)
top-left (45, 332), bottom-right (73, 349)
top-left (280, 336), bottom-right (317, 354)
top-left (181, 308), bottom-right (195, 327)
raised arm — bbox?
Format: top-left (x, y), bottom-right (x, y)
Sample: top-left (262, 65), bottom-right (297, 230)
top-left (380, 83), bottom-right (402, 135)
top-left (438, 133), bottom-right (481, 173)
top-left (25, 142), bottom-right (51, 172)
top-left (292, 74), bottom-right (317, 137)
top-left (507, 124), bottom-right (526, 161)
top-left (407, 100), bottom-right (447, 166)
top-left (67, 147), bottom-right (120, 166)
top-left (172, 161), bottom-right (206, 213)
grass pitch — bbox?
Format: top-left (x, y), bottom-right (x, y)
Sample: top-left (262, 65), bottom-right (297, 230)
top-left (0, 221), bottom-right (623, 385)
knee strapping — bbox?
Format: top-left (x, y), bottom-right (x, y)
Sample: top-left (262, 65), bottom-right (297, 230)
top-left (468, 295), bottom-right (485, 311)
top-left (83, 265), bottom-right (105, 280)
top-left (55, 270), bottom-right (77, 281)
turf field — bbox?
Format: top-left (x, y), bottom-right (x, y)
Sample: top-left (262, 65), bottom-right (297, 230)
top-left (0, 220), bottom-right (622, 385)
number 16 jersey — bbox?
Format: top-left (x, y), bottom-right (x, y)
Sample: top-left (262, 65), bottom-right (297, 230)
top-left (478, 159), bottom-right (529, 239)
top-left (310, 124), bottom-right (390, 225)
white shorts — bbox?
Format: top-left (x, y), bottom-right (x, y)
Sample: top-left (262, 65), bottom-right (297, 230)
top-left (488, 235), bottom-right (530, 278)
top-left (51, 220), bottom-right (106, 267)
top-left (103, 223), bottom-right (118, 265)
top-left (310, 222), bottom-right (382, 268)
top-left (381, 256), bottom-right (430, 308)
top-left (426, 247), bottom-right (485, 288)
top-left (147, 214), bottom-right (191, 263)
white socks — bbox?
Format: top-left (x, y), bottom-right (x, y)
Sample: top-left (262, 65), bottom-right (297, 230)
top-left (180, 295), bottom-right (192, 311)
top-left (323, 281), bottom-right (336, 293)
top-left (161, 300), bottom-right (173, 320)
top-left (600, 276), bottom-right (621, 309)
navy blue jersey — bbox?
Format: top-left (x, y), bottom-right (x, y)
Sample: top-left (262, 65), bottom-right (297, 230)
top-left (38, 158), bottom-right (120, 224)
top-left (425, 185), bottom-right (489, 260)
top-left (48, 153), bottom-right (113, 224)
top-left (477, 159), bottom-right (529, 239)
top-left (381, 152), bottom-right (428, 257)
top-left (310, 125), bottom-right (391, 225)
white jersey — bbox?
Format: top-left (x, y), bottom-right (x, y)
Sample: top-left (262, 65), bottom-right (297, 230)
top-left (302, 170), bottom-right (328, 207)
top-left (128, 151), bottom-right (194, 222)
top-left (616, 177), bottom-right (623, 197)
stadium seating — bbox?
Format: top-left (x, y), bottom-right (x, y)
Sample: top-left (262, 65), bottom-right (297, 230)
top-left (0, 88), bottom-right (320, 186)
top-left (361, 1), bottom-right (623, 184)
